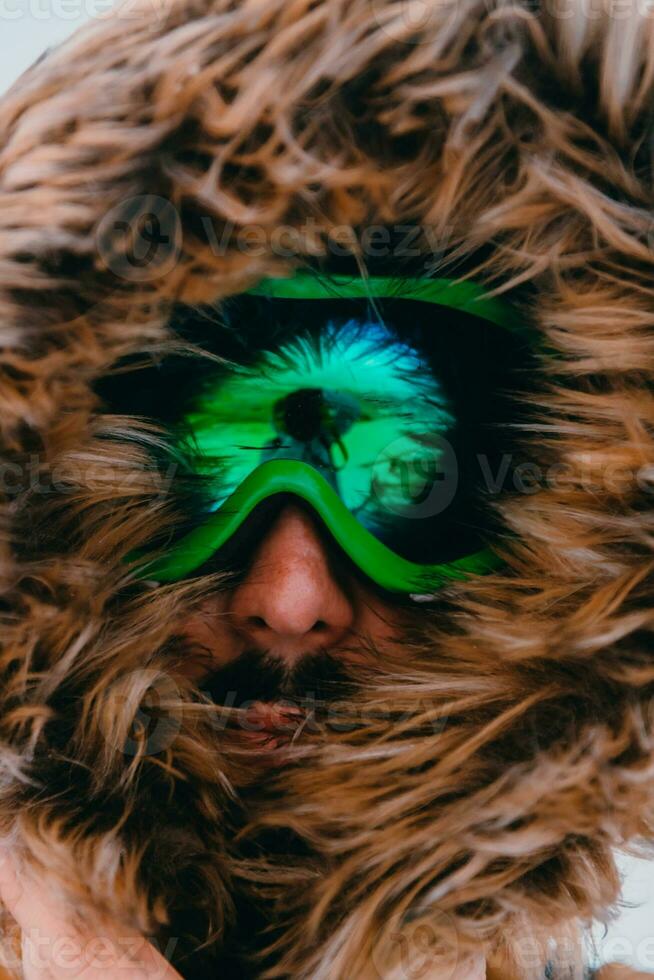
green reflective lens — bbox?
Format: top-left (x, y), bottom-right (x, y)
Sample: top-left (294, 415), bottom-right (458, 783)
top-left (131, 272), bottom-right (523, 592)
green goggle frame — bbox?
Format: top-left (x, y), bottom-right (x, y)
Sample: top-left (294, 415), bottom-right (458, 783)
top-left (132, 272), bottom-right (522, 593)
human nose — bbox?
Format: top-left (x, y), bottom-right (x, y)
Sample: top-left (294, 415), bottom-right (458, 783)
top-left (226, 502), bottom-right (355, 663)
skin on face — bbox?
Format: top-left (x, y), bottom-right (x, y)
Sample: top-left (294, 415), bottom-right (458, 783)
top-left (174, 501), bottom-right (407, 683)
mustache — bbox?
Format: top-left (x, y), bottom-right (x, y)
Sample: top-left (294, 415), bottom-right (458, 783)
top-left (199, 648), bottom-right (357, 709)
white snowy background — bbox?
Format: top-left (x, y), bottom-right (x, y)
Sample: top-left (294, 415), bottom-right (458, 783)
top-left (1, 11), bottom-right (654, 975)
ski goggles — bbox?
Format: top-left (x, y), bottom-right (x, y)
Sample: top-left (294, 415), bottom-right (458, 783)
top-left (133, 273), bottom-right (525, 594)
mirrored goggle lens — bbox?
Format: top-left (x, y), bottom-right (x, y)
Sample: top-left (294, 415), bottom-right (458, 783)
top-left (172, 291), bottom-right (525, 567)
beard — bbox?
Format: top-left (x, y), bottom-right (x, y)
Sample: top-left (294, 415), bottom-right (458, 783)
top-left (200, 647), bottom-right (358, 707)
top-left (195, 647), bottom-right (360, 753)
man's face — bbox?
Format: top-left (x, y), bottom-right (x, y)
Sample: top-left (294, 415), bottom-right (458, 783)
top-left (116, 285), bottom-right (523, 749)
top-left (172, 499), bottom-right (408, 750)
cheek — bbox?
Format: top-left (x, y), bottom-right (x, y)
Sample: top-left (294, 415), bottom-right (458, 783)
top-left (172, 594), bottom-right (242, 679)
top-left (352, 588), bottom-right (409, 650)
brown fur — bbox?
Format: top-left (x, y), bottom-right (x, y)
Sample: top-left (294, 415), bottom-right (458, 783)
top-left (1, 0), bottom-right (654, 976)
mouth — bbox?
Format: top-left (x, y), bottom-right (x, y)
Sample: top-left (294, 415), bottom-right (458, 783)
top-left (232, 700), bottom-right (310, 752)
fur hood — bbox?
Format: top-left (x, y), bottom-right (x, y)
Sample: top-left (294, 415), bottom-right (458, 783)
top-left (1, 0), bottom-right (654, 976)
